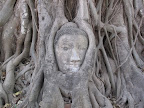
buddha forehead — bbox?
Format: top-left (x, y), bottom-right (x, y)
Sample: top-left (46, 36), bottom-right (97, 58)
top-left (56, 34), bottom-right (88, 47)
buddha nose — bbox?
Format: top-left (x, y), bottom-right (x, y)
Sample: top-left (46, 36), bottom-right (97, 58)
top-left (70, 49), bottom-right (80, 63)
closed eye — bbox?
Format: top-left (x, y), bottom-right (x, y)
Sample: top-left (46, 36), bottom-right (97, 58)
top-left (63, 47), bottom-right (69, 51)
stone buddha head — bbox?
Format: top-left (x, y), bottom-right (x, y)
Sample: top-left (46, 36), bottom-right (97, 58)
top-left (54, 22), bottom-right (88, 73)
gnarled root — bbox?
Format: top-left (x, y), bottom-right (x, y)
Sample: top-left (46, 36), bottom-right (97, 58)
top-left (88, 81), bottom-right (113, 108)
top-left (3, 23), bottom-right (32, 104)
top-left (2, 16), bottom-right (19, 61)
top-left (0, 0), bottom-right (17, 26)
top-left (0, 83), bottom-right (8, 107)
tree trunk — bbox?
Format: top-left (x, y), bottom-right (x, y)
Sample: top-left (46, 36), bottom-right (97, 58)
top-left (0, 0), bottom-right (144, 108)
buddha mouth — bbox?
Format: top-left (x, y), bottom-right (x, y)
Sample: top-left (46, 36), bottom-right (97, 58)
top-left (69, 63), bottom-right (80, 66)
top-left (62, 63), bottom-right (81, 73)
top-left (68, 64), bottom-right (80, 72)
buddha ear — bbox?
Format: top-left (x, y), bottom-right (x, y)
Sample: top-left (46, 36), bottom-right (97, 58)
top-left (74, 0), bottom-right (90, 21)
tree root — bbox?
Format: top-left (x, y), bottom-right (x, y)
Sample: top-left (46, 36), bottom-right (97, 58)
top-left (88, 82), bottom-right (113, 108)
top-left (2, 16), bottom-right (19, 60)
top-left (27, 0), bottom-right (38, 63)
top-left (15, 64), bottom-right (33, 80)
top-left (0, 0), bottom-right (17, 26)
top-left (0, 0), bottom-right (143, 108)
top-left (0, 82), bottom-right (8, 107)
top-left (101, 46), bottom-right (115, 91)
top-left (3, 23), bottom-right (32, 103)
top-left (15, 1), bottom-right (29, 56)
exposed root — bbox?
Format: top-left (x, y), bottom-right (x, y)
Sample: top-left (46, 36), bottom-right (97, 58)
top-left (27, 0), bottom-right (38, 63)
top-left (88, 82), bottom-right (113, 108)
top-left (15, 1), bottom-right (29, 56)
top-left (2, 16), bottom-right (19, 60)
top-left (0, 0), bottom-right (144, 107)
top-left (0, 0), bottom-right (17, 26)
top-left (101, 46), bottom-right (115, 91)
top-left (0, 82), bottom-right (8, 107)
top-left (3, 23), bottom-right (32, 104)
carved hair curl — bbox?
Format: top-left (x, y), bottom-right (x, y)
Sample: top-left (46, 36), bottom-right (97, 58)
top-left (54, 22), bottom-right (88, 45)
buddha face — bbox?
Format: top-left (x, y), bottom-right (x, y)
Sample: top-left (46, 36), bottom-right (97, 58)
top-left (55, 34), bottom-right (88, 73)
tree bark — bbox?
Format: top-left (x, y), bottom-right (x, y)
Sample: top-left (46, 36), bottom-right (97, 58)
top-left (0, 0), bottom-right (144, 108)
